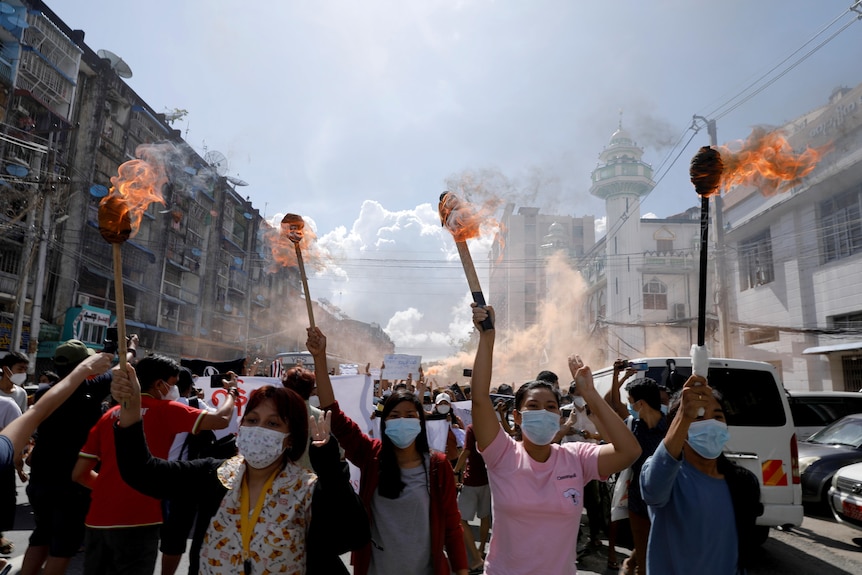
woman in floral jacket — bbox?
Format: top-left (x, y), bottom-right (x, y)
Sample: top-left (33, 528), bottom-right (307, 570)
top-left (111, 364), bottom-right (368, 575)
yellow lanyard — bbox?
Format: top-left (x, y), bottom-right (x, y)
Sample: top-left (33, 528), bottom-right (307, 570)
top-left (239, 469), bottom-right (279, 567)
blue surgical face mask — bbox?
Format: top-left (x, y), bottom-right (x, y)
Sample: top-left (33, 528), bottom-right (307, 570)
top-left (626, 402), bottom-right (640, 420)
top-left (686, 419), bottom-right (730, 459)
top-left (384, 418), bottom-right (421, 449)
top-left (519, 409), bottom-right (561, 446)
top-left (660, 404), bottom-right (669, 416)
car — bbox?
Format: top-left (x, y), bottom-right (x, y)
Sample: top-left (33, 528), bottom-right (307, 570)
top-left (786, 390), bottom-right (862, 440)
top-left (798, 413), bottom-right (862, 505)
top-left (828, 461), bottom-right (862, 531)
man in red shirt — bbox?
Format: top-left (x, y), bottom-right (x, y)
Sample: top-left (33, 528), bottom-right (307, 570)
top-left (72, 355), bottom-right (236, 575)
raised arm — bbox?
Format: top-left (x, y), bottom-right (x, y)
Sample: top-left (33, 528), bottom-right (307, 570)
top-left (663, 374), bottom-right (709, 459)
top-left (604, 359), bottom-right (635, 420)
top-left (307, 327), bottom-right (335, 409)
top-left (196, 371), bottom-right (237, 431)
top-left (2, 352), bottom-right (113, 459)
top-left (306, 326), bottom-right (379, 465)
top-left (110, 362), bottom-right (221, 499)
top-left (569, 355), bottom-right (641, 477)
top-left (469, 304), bottom-right (499, 451)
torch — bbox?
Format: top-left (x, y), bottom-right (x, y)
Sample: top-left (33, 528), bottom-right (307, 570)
top-left (98, 195), bottom-right (132, 373)
top-left (688, 146), bottom-right (723, 390)
top-left (439, 192), bottom-right (493, 331)
top-left (98, 150), bottom-right (168, 405)
top-left (281, 213), bottom-right (315, 329)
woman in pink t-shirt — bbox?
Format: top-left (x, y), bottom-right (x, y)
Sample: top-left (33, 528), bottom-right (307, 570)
top-left (469, 304), bottom-right (642, 575)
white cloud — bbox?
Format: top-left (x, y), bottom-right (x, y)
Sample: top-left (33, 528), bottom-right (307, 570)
top-left (307, 200), bottom-right (488, 360)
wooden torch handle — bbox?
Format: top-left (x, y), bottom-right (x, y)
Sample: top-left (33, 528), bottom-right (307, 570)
top-left (112, 243), bottom-right (129, 408)
top-left (456, 241), bottom-right (494, 331)
top-left (294, 243), bottom-right (316, 329)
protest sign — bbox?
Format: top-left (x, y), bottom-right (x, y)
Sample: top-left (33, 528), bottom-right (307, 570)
top-left (382, 354), bottom-right (421, 379)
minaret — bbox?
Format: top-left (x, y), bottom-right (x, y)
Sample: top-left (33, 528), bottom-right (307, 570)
top-left (589, 118), bottom-right (656, 358)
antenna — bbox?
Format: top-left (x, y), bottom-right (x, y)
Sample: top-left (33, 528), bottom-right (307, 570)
top-left (97, 49), bottom-right (133, 78)
top-left (225, 175), bottom-right (249, 187)
top-left (204, 150), bottom-right (228, 176)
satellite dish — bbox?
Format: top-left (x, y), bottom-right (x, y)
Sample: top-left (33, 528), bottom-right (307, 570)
top-left (204, 150), bottom-right (228, 176)
top-left (0, 3), bottom-right (14, 15)
top-left (242, 212), bottom-right (253, 220)
top-left (226, 175), bottom-right (249, 187)
top-left (97, 49), bottom-right (133, 79)
top-left (183, 166), bottom-right (197, 175)
top-left (89, 184), bottom-right (109, 198)
top-left (6, 164), bottom-right (28, 177)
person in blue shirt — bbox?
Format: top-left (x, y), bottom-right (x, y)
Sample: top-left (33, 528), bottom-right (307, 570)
top-left (640, 374), bottom-right (762, 575)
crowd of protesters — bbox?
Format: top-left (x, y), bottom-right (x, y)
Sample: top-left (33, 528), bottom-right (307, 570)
top-left (0, 302), bottom-right (762, 575)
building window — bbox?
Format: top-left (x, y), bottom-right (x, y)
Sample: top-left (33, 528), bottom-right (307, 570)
top-left (743, 327), bottom-right (779, 345)
top-left (830, 311), bottom-right (862, 332)
top-left (739, 230), bottom-right (774, 290)
top-left (643, 278), bottom-right (667, 310)
top-left (841, 356), bottom-right (862, 392)
top-left (820, 185), bottom-right (862, 264)
top-left (656, 239), bottom-right (673, 254)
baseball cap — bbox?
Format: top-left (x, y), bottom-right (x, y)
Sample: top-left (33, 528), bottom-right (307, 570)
top-left (435, 394), bottom-right (451, 404)
top-left (53, 339), bottom-right (95, 367)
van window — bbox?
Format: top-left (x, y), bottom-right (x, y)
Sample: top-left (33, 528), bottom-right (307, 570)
top-left (654, 365), bottom-right (787, 427)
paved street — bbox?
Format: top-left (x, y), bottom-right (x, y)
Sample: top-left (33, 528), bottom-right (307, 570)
top-left (3, 472), bottom-right (616, 575)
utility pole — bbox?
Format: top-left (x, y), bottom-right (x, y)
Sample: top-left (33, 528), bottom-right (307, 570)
top-left (11, 141), bottom-right (47, 353)
top-left (27, 132), bottom-right (56, 369)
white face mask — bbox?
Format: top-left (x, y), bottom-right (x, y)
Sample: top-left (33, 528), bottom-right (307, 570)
top-left (161, 383), bottom-right (180, 402)
top-left (10, 372), bottom-right (27, 386)
top-left (237, 426), bottom-right (290, 469)
top-left (437, 404), bottom-right (451, 414)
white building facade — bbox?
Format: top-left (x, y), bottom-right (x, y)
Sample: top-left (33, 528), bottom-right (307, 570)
top-left (723, 84), bottom-right (862, 391)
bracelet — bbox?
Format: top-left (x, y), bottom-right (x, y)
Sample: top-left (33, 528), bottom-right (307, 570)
top-left (127, 348), bottom-right (137, 358)
top-left (228, 387), bottom-right (238, 398)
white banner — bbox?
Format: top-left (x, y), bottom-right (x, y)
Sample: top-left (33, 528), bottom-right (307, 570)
top-left (330, 374), bottom-right (374, 493)
top-left (425, 419), bottom-right (450, 452)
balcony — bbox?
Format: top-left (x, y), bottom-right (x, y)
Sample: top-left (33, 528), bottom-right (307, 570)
top-left (641, 250), bottom-right (695, 271)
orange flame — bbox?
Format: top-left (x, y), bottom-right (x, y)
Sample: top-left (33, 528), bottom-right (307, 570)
top-left (265, 214), bottom-right (327, 271)
top-left (99, 145), bottom-right (169, 239)
top-left (715, 127), bottom-right (829, 197)
top-left (439, 192), bottom-right (500, 243)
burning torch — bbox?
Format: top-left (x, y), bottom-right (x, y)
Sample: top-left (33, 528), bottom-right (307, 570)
top-left (281, 213), bottom-right (315, 329)
top-left (688, 124), bottom-right (826, 386)
top-left (689, 145), bottom-right (723, 389)
top-left (439, 192), bottom-right (493, 331)
top-left (98, 153), bottom-right (167, 403)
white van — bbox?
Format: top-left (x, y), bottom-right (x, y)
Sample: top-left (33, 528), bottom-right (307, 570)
top-left (592, 356), bottom-right (803, 542)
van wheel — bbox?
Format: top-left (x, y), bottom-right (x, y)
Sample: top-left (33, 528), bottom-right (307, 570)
top-left (753, 526), bottom-right (770, 546)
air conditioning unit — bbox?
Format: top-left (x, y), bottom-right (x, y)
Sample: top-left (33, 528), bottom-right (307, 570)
top-left (77, 294), bottom-right (90, 307)
top-left (673, 303), bottom-right (686, 320)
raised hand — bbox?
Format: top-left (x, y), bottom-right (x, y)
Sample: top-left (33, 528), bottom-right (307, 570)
top-left (309, 411), bottom-right (332, 447)
top-left (306, 326), bottom-right (327, 357)
top-left (568, 355), bottom-right (595, 397)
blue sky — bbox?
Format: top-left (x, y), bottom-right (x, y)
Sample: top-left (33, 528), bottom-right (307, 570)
top-left (49, 0), bottom-right (862, 361)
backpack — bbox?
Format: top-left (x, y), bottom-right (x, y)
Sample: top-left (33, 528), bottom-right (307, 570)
top-left (180, 398), bottom-right (238, 460)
